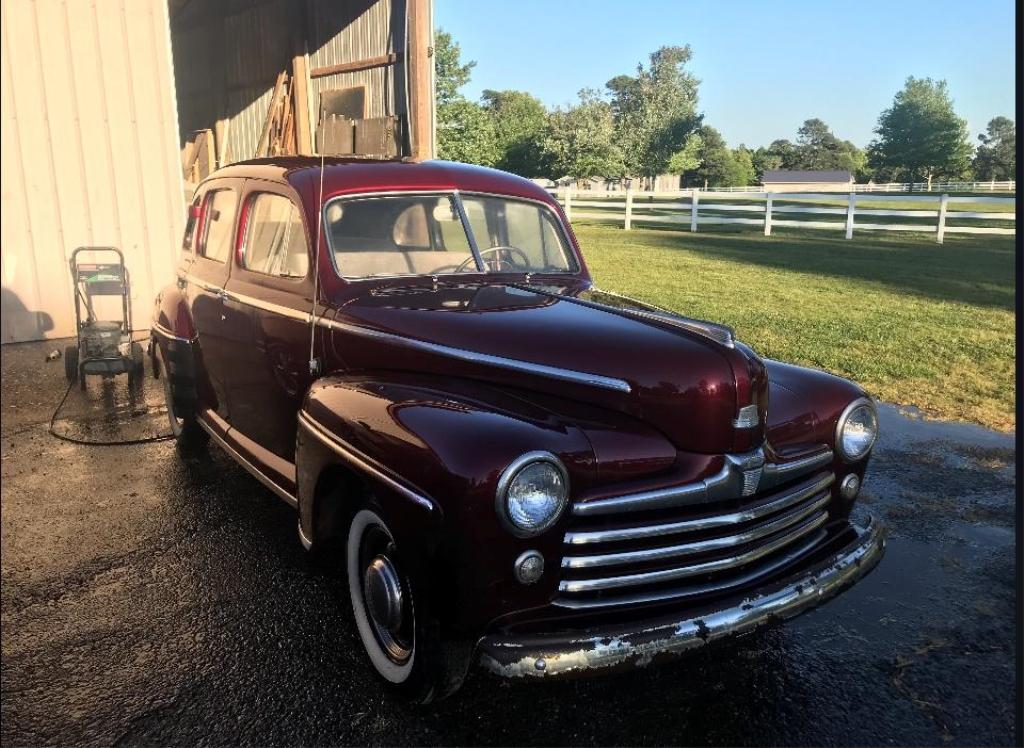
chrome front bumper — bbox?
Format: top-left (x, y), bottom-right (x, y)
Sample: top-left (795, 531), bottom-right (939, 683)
top-left (476, 516), bottom-right (885, 679)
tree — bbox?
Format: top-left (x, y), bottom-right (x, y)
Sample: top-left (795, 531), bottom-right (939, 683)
top-left (683, 125), bottom-right (748, 187)
top-left (542, 89), bottom-right (624, 180)
top-left (751, 146), bottom-right (783, 182)
top-left (481, 89), bottom-right (549, 177)
top-left (437, 99), bottom-right (499, 166)
top-left (731, 145), bottom-right (756, 187)
top-left (765, 139), bottom-right (797, 168)
top-left (606, 46), bottom-right (702, 182)
top-left (434, 29), bottom-right (473, 107)
top-left (973, 116), bottom-right (1015, 180)
top-left (868, 77), bottom-right (972, 184)
top-left (796, 119), bottom-right (858, 170)
top-left (667, 132), bottom-right (703, 180)
top-left (433, 29), bottom-right (498, 166)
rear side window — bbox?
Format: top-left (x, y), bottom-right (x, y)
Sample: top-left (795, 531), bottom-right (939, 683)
top-left (243, 194), bottom-right (309, 278)
top-left (182, 196), bottom-right (201, 252)
top-left (199, 189), bottom-right (237, 263)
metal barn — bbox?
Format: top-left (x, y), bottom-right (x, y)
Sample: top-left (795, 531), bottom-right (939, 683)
top-left (1, 0), bottom-right (433, 344)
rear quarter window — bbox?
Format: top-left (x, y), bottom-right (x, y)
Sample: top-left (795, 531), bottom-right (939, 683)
top-left (198, 189), bottom-right (237, 263)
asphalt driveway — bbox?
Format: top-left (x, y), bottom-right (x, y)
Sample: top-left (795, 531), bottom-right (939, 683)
top-left (1, 339), bottom-right (1016, 746)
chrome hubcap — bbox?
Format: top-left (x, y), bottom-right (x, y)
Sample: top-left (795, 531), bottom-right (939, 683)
top-left (364, 555), bottom-right (404, 633)
top-left (360, 544), bottom-right (412, 664)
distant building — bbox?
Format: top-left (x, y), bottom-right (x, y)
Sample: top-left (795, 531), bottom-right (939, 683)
top-left (762, 170), bottom-right (853, 192)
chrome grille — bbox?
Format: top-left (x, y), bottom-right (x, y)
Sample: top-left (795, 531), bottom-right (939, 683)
top-left (556, 450), bottom-right (835, 610)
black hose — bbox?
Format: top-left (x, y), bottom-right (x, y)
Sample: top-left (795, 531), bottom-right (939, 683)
top-left (47, 378), bottom-right (174, 447)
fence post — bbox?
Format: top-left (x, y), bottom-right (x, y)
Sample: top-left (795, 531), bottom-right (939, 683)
top-left (763, 194), bottom-right (773, 236)
top-left (690, 188), bottom-right (700, 232)
top-left (845, 192), bottom-right (856, 239)
top-left (936, 193), bottom-right (949, 244)
top-left (624, 185), bottom-right (633, 230)
top-left (564, 185), bottom-right (573, 223)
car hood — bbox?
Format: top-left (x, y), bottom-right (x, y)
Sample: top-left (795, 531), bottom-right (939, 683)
top-left (326, 282), bottom-right (767, 453)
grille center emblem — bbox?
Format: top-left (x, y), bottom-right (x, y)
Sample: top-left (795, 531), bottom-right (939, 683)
top-left (741, 466), bottom-right (763, 496)
top-left (726, 449), bottom-right (766, 497)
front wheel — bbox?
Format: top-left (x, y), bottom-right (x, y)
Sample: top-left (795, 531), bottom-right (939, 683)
top-left (346, 509), bottom-right (471, 703)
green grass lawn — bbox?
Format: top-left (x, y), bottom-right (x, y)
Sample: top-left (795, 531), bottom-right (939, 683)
top-left (573, 222), bottom-right (1016, 431)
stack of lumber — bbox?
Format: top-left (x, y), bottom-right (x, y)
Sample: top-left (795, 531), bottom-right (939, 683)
top-left (256, 71), bottom-right (298, 158)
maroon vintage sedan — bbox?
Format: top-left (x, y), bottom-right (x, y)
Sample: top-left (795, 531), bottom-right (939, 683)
top-left (151, 156), bottom-right (885, 702)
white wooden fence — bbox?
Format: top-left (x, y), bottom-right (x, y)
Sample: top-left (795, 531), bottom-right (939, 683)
top-left (552, 188), bottom-right (1015, 244)
top-left (567, 179), bottom-right (1016, 194)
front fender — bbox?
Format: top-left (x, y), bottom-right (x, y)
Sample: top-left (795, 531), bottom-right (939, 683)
top-left (296, 371), bottom-right (596, 634)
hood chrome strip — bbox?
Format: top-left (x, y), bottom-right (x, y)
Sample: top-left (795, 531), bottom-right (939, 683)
top-left (316, 317), bottom-right (633, 394)
top-left (178, 274), bottom-right (630, 394)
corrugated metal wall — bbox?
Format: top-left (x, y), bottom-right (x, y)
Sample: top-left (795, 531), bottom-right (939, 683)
top-left (308, 0), bottom-right (403, 126)
top-left (1, 0), bottom-right (185, 344)
top-left (171, 0), bottom-right (407, 163)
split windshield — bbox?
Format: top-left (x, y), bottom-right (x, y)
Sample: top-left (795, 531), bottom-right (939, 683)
top-left (324, 193), bottom-right (577, 279)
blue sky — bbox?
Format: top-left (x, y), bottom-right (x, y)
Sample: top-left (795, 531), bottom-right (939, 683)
top-left (434, 0), bottom-right (1016, 148)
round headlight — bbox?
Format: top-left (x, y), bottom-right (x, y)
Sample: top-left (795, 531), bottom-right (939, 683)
top-left (836, 399), bottom-right (878, 462)
top-left (496, 452), bottom-right (569, 536)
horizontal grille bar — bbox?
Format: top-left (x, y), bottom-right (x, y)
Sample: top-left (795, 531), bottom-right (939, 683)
top-left (564, 472), bottom-right (834, 545)
top-left (558, 511), bottom-right (829, 593)
top-left (553, 529), bottom-right (829, 609)
top-left (573, 447), bottom-right (832, 516)
top-left (562, 492), bottom-right (830, 569)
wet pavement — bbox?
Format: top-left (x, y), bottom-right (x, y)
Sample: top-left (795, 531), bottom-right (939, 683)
top-left (1, 339), bottom-right (1016, 746)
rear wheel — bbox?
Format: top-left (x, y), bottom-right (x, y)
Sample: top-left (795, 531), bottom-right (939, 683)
top-left (346, 509), bottom-right (471, 703)
top-left (64, 345), bottom-right (79, 383)
top-left (155, 344), bottom-right (208, 457)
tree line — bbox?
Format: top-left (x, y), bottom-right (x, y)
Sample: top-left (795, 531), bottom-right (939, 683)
top-left (434, 30), bottom-right (1016, 188)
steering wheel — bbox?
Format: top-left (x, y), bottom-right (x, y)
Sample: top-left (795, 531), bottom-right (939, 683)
top-left (456, 246), bottom-right (531, 273)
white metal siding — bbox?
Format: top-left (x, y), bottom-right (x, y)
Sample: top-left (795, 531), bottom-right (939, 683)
top-left (1, 0), bottom-right (185, 343)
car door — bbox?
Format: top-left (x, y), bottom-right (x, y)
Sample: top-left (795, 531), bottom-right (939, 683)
top-left (186, 179), bottom-right (244, 428)
top-left (220, 181), bottom-right (316, 492)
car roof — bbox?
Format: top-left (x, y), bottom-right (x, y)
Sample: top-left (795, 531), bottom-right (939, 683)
top-left (209, 157), bottom-right (556, 205)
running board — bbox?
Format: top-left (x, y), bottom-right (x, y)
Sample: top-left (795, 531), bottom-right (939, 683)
top-left (196, 416), bottom-right (298, 509)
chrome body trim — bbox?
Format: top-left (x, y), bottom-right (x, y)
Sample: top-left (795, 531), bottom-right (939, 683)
top-left (298, 520), bottom-right (314, 551)
top-left (452, 189), bottom-right (485, 270)
top-left (180, 273), bottom-right (631, 394)
top-left (316, 316), bottom-right (633, 394)
top-left (564, 472), bottom-right (834, 545)
top-left (182, 274), bottom-right (314, 323)
top-left (197, 416), bottom-right (298, 508)
top-left (558, 511), bottom-right (829, 593)
top-left (561, 492), bottom-right (831, 570)
top-left (494, 452), bottom-right (570, 538)
top-left (297, 411), bottom-right (435, 512)
top-left (151, 322), bottom-right (194, 344)
top-left (572, 446), bottom-right (832, 516)
top-left (477, 517), bottom-right (885, 678)
top-left (835, 397), bottom-right (878, 463)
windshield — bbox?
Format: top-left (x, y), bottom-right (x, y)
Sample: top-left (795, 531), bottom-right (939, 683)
top-left (324, 193), bottom-right (577, 279)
